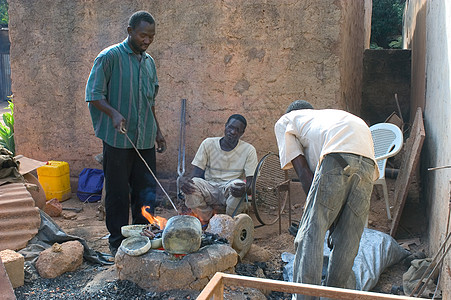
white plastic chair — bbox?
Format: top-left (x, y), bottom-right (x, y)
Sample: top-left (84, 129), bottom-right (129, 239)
top-left (370, 123), bottom-right (404, 220)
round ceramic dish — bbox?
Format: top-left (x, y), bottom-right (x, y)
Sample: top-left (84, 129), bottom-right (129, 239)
top-left (121, 224), bottom-right (147, 237)
top-left (150, 237), bottom-right (163, 249)
top-left (119, 236), bottom-right (151, 256)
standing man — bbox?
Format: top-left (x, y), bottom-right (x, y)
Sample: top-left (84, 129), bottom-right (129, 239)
top-left (181, 114), bottom-right (258, 227)
top-left (274, 100), bottom-right (378, 299)
top-left (85, 11), bottom-right (166, 256)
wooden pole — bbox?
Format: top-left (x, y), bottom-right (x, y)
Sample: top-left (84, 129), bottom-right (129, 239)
top-left (197, 272), bottom-right (423, 300)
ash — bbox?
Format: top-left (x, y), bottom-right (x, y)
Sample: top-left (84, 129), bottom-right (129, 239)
top-left (201, 232), bottom-right (229, 247)
top-left (14, 263), bottom-right (199, 300)
top-left (13, 233), bottom-right (281, 300)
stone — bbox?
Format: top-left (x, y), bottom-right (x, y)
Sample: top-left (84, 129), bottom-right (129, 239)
top-left (115, 243), bottom-right (238, 292)
top-left (35, 241), bottom-right (83, 278)
top-left (0, 256), bottom-right (16, 300)
top-left (0, 249), bottom-right (24, 288)
top-left (62, 211), bottom-right (77, 220)
top-left (188, 244), bottom-right (238, 279)
top-left (243, 244), bottom-right (272, 262)
top-left (44, 198), bottom-right (62, 217)
top-left (206, 214), bottom-right (236, 244)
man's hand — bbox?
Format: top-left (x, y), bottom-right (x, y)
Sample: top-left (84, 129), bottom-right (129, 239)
top-left (156, 131), bottom-right (166, 153)
top-left (114, 117), bottom-right (127, 134)
top-left (180, 167), bottom-right (205, 195)
top-left (230, 182), bottom-right (246, 197)
top-left (180, 176), bottom-right (196, 195)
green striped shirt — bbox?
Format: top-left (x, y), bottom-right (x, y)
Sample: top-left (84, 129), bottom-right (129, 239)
top-left (85, 39), bottom-right (159, 149)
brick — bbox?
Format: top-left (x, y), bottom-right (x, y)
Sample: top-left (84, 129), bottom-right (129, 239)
top-left (0, 249), bottom-right (24, 288)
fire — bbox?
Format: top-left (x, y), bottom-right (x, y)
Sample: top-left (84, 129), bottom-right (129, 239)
top-left (141, 206), bottom-right (167, 229)
top-left (182, 209), bottom-right (215, 228)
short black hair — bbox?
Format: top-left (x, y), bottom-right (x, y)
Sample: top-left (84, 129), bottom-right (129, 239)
top-left (128, 11), bottom-right (155, 29)
top-left (226, 114), bottom-right (247, 130)
top-left (285, 100), bottom-right (314, 113)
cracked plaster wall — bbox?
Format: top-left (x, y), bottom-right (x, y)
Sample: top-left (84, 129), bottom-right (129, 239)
top-left (8, 0), bottom-right (368, 179)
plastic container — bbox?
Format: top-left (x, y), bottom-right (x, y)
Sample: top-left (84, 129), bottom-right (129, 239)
top-left (37, 161), bottom-right (71, 202)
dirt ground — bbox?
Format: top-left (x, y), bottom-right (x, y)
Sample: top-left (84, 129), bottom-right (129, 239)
top-left (13, 167), bottom-right (427, 299)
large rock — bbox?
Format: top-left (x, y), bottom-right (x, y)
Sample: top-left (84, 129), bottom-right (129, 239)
top-left (35, 241), bottom-right (84, 278)
top-left (206, 214), bottom-right (236, 244)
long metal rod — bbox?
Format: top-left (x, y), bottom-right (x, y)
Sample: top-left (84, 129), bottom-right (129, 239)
top-left (124, 133), bottom-right (179, 214)
top-left (409, 229), bottom-right (451, 296)
top-left (177, 99), bottom-right (187, 198)
top-left (416, 239), bottom-right (451, 297)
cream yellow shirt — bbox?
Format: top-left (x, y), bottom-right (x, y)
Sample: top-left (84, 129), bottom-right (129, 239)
top-left (192, 137), bottom-right (258, 184)
top-left (274, 109), bottom-right (379, 180)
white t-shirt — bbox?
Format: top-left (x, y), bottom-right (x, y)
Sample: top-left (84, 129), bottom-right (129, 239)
top-left (192, 137), bottom-right (258, 184)
top-left (274, 109), bottom-right (379, 180)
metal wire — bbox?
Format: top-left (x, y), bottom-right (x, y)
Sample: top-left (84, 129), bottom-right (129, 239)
top-left (124, 133), bottom-right (179, 214)
top-left (252, 153), bottom-right (289, 225)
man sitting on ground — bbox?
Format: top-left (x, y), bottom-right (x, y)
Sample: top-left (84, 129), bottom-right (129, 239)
top-left (181, 114), bottom-right (258, 227)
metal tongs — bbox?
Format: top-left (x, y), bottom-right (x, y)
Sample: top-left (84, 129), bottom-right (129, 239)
top-left (177, 99), bottom-right (187, 200)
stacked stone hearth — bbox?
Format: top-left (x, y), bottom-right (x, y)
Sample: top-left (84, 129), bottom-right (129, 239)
top-left (115, 243), bottom-right (237, 291)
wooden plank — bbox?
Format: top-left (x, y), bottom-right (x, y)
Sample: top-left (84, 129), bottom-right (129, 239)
top-left (196, 272), bottom-right (224, 300)
top-left (390, 107), bottom-right (425, 237)
top-left (196, 272), bottom-right (420, 300)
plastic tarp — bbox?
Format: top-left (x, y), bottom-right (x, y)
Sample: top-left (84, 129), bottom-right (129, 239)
top-left (282, 227), bottom-right (410, 291)
top-left (19, 210), bottom-right (113, 266)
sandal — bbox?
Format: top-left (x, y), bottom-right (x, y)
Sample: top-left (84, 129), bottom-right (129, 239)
top-left (288, 221), bottom-right (299, 237)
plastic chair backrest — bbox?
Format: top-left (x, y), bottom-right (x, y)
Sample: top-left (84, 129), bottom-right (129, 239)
top-left (370, 123), bottom-right (403, 179)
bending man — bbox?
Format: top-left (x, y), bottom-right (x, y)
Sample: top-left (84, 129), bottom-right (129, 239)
top-left (274, 100), bottom-right (378, 299)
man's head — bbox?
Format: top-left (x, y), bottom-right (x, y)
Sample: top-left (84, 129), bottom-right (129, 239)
top-left (127, 11), bottom-right (156, 54)
top-left (285, 100), bottom-right (314, 113)
top-left (223, 114), bottom-right (247, 146)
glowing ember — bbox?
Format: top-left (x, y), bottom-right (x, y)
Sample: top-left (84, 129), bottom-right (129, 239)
top-left (141, 206), bottom-right (167, 229)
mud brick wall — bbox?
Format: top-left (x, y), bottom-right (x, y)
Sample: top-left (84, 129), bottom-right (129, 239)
top-left (8, 0), bottom-right (368, 178)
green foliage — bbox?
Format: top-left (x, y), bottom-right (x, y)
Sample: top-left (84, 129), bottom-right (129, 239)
top-left (0, 96), bottom-right (15, 155)
top-left (371, 0), bottom-right (406, 49)
top-left (388, 35), bottom-right (403, 49)
top-left (370, 43), bottom-right (383, 50)
top-left (0, 0), bottom-right (8, 27)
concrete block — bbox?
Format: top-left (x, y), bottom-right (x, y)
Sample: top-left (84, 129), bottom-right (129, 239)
top-left (0, 249), bottom-right (24, 288)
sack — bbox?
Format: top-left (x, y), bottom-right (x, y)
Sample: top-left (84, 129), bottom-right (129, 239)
top-left (77, 168), bottom-right (104, 202)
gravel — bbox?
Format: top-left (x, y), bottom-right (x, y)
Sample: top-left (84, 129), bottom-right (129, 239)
top-left (13, 257), bottom-right (291, 300)
top-left (14, 262), bottom-right (200, 300)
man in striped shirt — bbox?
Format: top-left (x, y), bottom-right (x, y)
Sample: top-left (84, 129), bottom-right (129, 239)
top-left (85, 11), bottom-right (166, 256)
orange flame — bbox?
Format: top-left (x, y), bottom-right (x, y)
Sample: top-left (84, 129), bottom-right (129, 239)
top-left (141, 206), bottom-right (168, 229)
top-left (182, 209), bottom-right (216, 227)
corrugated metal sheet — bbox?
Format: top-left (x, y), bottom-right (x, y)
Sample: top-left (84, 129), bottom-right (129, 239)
top-left (0, 182), bottom-right (41, 251)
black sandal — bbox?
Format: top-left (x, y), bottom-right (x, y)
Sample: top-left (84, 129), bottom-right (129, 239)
top-left (288, 221), bottom-right (299, 237)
